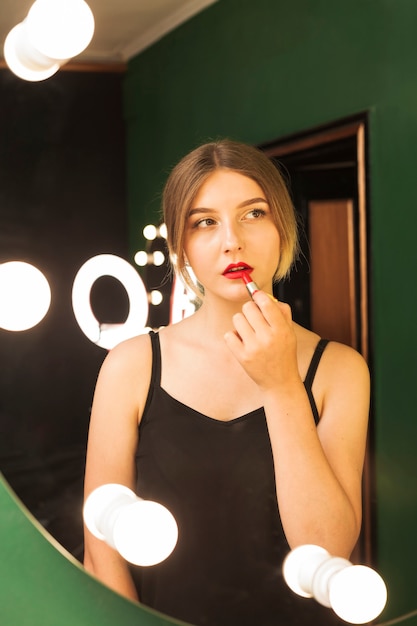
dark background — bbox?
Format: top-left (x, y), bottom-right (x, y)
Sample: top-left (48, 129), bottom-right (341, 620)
top-left (0, 68), bottom-right (128, 559)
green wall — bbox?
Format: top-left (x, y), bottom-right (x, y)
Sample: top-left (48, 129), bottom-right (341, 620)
top-left (125, 0), bottom-right (417, 622)
top-left (0, 475), bottom-right (185, 626)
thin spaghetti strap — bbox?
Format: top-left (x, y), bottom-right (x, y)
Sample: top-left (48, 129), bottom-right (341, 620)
top-left (141, 331), bottom-right (162, 424)
top-left (303, 338), bottom-right (329, 424)
top-left (148, 330), bottom-right (162, 386)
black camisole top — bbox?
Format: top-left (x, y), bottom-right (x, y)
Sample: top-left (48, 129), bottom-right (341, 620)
top-left (132, 333), bottom-right (342, 626)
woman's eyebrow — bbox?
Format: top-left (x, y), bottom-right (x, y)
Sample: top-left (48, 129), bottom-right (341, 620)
top-left (238, 197), bottom-right (268, 208)
top-left (188, 197), bottom-right (268, 217)
top-left (187, 207), bottom-right (216, 217)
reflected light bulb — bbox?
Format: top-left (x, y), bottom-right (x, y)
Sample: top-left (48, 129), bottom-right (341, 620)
top-left (143, 224), bottom-right (157, 241)
top-left (149, 290), bottom-right (163, 306)
top-left (283, 545), bottom-right (387, 624)
top-left (83, 484), bottom-right (178, 567)
top-left (134, 250), bottom-right (149, 267)
top-left (26, 0), bottom-right (95, 60)
top-left (152, 251), bottom-right (165, 267)
top-left (158, 223), bottom-right (167, 239)
top-left (0, 261), bottom-right (51, 331)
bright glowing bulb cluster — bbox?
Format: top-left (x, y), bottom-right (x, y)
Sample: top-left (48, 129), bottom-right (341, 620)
top-left (0, 261), bottom-right (51, 331)
top-left (134, 250), bottom-right (166, 268)
top-left (283, 545), bottom-right (387, 624)
top-left (83, 484), bottom-right (178, 567)
top-left (4, 0), bottom-right (94, 82)
top-left (143, 223), bottom-right (167, 241)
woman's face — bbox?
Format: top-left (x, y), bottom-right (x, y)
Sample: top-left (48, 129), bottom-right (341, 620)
top-left (183, 169), bottom-right (281, 302)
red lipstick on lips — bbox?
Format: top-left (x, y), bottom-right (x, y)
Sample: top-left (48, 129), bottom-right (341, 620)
top-left (223, 263), bottom-right (253, 280)
top-left (241, 271), bottom-right (260, 299)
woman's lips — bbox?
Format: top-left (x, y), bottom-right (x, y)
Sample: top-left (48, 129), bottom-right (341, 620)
top-left (223, 264), bottom-right (253, 279)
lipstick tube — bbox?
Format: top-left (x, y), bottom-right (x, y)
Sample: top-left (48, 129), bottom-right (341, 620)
top-left (242, 272), bottom-right (259, 299)
top-left (241, 271), bottom-right (277, 302)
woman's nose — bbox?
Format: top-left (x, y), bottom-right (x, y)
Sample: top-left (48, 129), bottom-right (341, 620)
top-left (222, 222), bottom-right (243, 253)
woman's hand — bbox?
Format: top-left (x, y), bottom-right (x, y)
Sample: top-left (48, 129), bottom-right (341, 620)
top-left (224, 290), bottom-right (299, 390)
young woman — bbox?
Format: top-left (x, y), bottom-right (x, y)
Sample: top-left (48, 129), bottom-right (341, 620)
top-left (83, 139), bottom-right (370, 626)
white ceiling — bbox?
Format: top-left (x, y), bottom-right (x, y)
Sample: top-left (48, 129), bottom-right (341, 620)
top-left (0, 0), bottom-right (217, 65)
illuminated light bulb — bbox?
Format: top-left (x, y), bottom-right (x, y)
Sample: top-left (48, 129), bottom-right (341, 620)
top-left (83, 484), bottom-right (178, 567)
top-left (25, 0), bottom-right (95, 60)
top-left (152, 251), bottom-right (165, 267)
top-left (149, 290), bottom-right (163, 306)
top-left (3, 0), bottom-right (94, 82)
top-left (143, 224), bottom-right (157, 241)
top-left (134, 250), bottom-right (149, 267)
top-left (158, 223), bottom-right (167, 239)
top-left (283, 545), bottom-right (387, 624)
top-left (0, 261), bottom-right (51, 331)
top-left (3, 23), bottom-right (60, 82)
top-left (329, 565), bottom-right (388, 624)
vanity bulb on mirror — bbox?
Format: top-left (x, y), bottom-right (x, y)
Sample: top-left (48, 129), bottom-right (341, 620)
top-left (142, 223), bottom-right (167, 241)
top-left (329, 564), bottom-right (388, 624)
top-left (283, 545), bottom-right (387, 624)
top-left (149, 290), bottom-right (163, 306)
top-left (0, 261), bottom-right (51, 331)
top-left (143, 224), bottom-right (157, 241)
top-left (25, 0), bottom-right (95, 60)
top-left (152, 251), bottom-right (165, 267)
top-left (158, 223), bottom-right (167, 239)
top-left (4, 0), bottom-right (94, 82)
top-left (83, 484), bottom-right (178, 567)
top-left (134, 250), bottom-right (149, 267)
top-left (4, 23), bottom-right (60, 82)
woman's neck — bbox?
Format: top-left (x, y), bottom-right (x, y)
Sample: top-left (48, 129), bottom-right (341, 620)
top-left (186, 295), bottom-right (248, 342)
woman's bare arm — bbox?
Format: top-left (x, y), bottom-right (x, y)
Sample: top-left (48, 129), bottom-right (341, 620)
top-left (83, 334), bottom-right (152, 600)
top-left (224, 291), bottom-right (370, 558)
top-left (263, 341), bottom-right (369, 557)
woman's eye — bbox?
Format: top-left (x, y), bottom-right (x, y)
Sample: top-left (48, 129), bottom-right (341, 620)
top-left (246, 208), bottom-right (266, 219)
top-left (194, 217), bottom-right (216, 228)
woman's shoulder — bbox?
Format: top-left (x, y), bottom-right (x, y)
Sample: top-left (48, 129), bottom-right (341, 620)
top-left (321, 339), bottom-right (370, 386)
top-left (108, 331), bottom-right (152, 358)
top-left (294, 323), bottom-right (369, 384)
top-left (98, 332), bottom-right (153, 383)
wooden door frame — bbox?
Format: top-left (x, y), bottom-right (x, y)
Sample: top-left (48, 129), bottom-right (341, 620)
top-left (261, 117), bottom-right (368, 360)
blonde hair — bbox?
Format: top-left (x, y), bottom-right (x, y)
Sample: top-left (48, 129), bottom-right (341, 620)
top-left (163, 139), bottom-right (299, 295)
